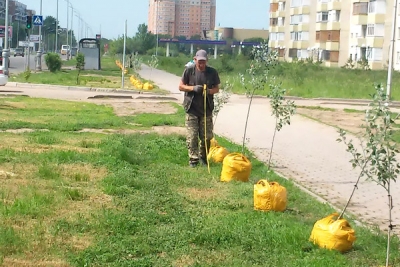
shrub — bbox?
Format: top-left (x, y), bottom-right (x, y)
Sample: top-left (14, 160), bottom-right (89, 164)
top-left (44, 53), bottom-right (62, 73)
top-left (75, 52), bottom-right (85, 85)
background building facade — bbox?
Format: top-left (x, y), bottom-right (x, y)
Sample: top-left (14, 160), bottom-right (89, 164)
top-left (269, 0), bottom-right (399, 70)
top-left (148, 0), bottom-right (216, 38)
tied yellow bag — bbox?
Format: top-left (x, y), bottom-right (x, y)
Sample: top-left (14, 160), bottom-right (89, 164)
top-left (254, 180), bottom-right (287, 212)
top-left (220, 153), bottom-right (252, 182)
top-left (210, 138), bottom-right (218, 147)
top-left (309, 213), bottom-right (356, 253)
top-left (207, 145), bottom-right (229, 163)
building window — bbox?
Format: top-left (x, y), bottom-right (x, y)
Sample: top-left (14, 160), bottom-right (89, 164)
top-left (317, 12), bottom-right (329, 22)
top-left (289, 48), bottom-right (298, 58)
top-left (353, 2), bottom-right (368, 15)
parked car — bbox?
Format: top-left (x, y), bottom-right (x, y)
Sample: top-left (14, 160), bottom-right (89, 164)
top-left (14, 48), bottom-right (24, 57)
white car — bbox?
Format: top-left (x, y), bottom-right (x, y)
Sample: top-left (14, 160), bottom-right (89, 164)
top-left (0, 65), bottom-right (9, 86)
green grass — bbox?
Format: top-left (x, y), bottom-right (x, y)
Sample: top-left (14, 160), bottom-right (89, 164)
top-left (0, 96), bottom-right (184, 131)
top-left (297, 105), bottom-right (336, 111)
top-left (10, 56), bottom-right (166, 93)
top-left (151, 55), bottom-right (400, 101)
top-left (0, 96), bottom-right (399, 266)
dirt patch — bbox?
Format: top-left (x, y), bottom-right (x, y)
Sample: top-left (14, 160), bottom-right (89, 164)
top-left (61, 163), bottom-right (108, 182)
top-left (1, 258), bottom-right (69, 267)
top-left (153, 126), bottom-right (186, 136)
top-left (91, 100), bottom-right (178, 116)
top-left (297, 108), bottom-right (366, 134)
top-left (183, 187), bottom-right (220, 201)
top-left (173, 255), bottom-right (195, 267)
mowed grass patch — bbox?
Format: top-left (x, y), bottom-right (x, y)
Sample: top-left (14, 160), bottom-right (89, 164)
top-left (0, 96), bottom-right (399, 266)
top-left (0, 96), bottom-right (184, 131)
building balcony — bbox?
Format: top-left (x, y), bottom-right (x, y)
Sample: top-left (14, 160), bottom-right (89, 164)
top-left (316, 3), bottom-right (328, 12)
top-left (323, 62), bottom-right (339, 67)
top-left (366, 37), bottom-right (384, 47)
top-left (271, 0), bottom-right (279, 3)
top-left (289, 40), bottom-right (310, 49)
top-left (316, 22), bottom-right (340, 31)
top-left (290, 6), bottom-right (310, 15)
top-left (269, 40), bottom-right (286, 48)
top-left (321, 41), bottom-right (339, 50)
top-left (327, 1), bottom-right (341, 10)
top-left (290, 23), bottom-right (309, 32)
top-left (367, 13), bottom-right (385, 24)
top-left (353, 37), bottom-right (384, 48)
top-left (272, 10), bottom-right (286, 17)
top-left (351, 15), bottom-right (368, 25)
top-left (269, 26), bottom-right (279, 32)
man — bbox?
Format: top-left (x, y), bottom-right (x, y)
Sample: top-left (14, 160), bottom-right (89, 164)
top-left (179, 49), bottom-right (221, 167)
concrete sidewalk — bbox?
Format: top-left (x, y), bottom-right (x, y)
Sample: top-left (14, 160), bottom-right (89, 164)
top-left (138, 65), bottom-right (400, 235)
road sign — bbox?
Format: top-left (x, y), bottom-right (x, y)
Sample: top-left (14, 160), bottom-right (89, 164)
top-left (32, 15), bottom-right (43, 26)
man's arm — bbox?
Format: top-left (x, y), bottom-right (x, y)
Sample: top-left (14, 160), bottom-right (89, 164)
top-left (179, 68), bottom-right (195, 92)
top-left (179, 79), bottom-right (195, 92)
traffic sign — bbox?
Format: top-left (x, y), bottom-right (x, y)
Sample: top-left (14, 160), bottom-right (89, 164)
top-left (32, 15), bottom-right (43, 26)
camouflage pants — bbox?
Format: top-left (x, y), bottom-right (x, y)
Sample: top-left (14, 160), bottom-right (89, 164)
top-left (185, 113), bottom-right (214, 164)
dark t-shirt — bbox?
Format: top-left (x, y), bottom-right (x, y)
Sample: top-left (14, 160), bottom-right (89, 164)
top-left (181, 66), bottom-right (220, 117)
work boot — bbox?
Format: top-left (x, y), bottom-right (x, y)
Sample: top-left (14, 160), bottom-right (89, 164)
top-left (189, 161), bottom-right (199, 168)
top-left (200, 158), bottom-right (207, 166)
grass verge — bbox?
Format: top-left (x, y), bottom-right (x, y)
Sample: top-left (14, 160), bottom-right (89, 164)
top-left (0, 96), bottom-right (398, 266)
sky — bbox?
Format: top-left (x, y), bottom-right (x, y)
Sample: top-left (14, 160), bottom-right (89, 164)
top-left (21, 0), bottom-right (269, 39)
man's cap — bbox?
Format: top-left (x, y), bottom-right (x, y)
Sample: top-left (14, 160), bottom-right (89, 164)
top-left (195, 50), bottom-right (208, 61)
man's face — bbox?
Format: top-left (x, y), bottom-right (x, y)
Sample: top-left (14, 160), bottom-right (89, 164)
top-left (195, 59), bottom-right (207, 71)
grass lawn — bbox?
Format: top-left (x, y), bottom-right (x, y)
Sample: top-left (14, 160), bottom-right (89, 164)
top-left (0, 96), bottom-right (399, 266)
top-left (10, 56), bottom-right (166, 94)
top-left (149, 55), bottom-right (400, 101)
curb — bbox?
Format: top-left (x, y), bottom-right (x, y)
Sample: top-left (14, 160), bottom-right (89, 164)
top-left (6, 82), bottom-right (158, 96)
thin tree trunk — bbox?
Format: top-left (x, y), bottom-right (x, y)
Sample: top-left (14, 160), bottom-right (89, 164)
top-left (242, 88), bottom-right (256, 155)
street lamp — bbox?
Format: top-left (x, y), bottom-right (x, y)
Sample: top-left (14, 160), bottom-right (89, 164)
top-left (35, 0), bottom-right (43, 71)
top-left (3, 0), bottom-right (10, 75)
top-left (55, 0), bottom-right (58, 52)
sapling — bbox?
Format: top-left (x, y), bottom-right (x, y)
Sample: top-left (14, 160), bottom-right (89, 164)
top-left (148, 54), bottom-right (158, 80)
top-left (212, 80), bottom-right (233, 127)
top-left (267, 80), bottom-right (296, 168)
top-left (75, 52), bottom-right (85, 85)
top-left (130, 52), bottom-right (142, 75)
top-left (337, 84), bottom-right (400, 267)
top-left (239, 42), bottom-right (278, 154)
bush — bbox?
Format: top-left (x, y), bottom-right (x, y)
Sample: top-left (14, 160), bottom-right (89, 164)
top-left (75, 52), bottom-right (85, 85)
top-left (44, 53), bottom-right (62, 73)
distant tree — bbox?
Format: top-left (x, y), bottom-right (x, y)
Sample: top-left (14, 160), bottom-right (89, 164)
top-left (135, 23), bottom-right (156, 54)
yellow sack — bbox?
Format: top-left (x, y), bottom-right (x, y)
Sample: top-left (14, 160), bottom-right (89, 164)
top-left (210, 138), bottom-right (218, 147)
top-left (254, 180), bottom-right (287, 212)
top-left (309, 213), bottom-right (356, 252)
top-left (207, 145), bottom-right (229, 163)
top-left (220, 153), bottom-right (251, 182)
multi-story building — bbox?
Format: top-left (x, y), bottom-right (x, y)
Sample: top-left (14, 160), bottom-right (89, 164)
top-left (148, 0), bottom-right (216, 38)
top-left (268, 0), bottom-right (397, 70)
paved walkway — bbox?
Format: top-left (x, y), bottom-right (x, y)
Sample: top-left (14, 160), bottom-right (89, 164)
top-left (138, 64), bottom-right (400, 235)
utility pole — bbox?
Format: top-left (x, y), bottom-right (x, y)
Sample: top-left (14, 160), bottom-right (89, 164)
top-left (122, 20), bottom-right (127, 89)
top-left (3, 0), bottom-right (9, 75)
top-left (66, 0), bottom-right (69, 60)
top-left (35, 0), bottom-right (43, 71)
top-left (55, 0), bottom-right (58, 52)
top-left (386, 0), bottom-right (399, 101)
top-left (70, 4), bottom-right (73, 52)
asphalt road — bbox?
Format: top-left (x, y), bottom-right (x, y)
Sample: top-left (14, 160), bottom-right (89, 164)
top-left (9, 54), bottom-right (38, 75)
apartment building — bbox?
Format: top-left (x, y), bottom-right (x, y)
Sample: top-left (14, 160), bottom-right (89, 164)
top-left (269, 0), bottom-right (395, 70)
top-left (148, 0), bottom-right (216, 38)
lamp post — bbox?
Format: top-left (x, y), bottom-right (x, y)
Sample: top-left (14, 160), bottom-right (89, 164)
top-left (155, 0), bottom-right (159, 56)
top-left (35, 0), bottom-right (43, 71)
top-left (3, 0), bottom-right (10, 75)
top-left (66, 0), bottom-right (70, 60)
top-left (55, 0), bottom-right (58, 52)
top-left (386, 0), bottom-right (399, 101)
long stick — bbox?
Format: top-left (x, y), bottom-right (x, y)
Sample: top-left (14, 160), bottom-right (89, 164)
top-left (204, 84), bottom-right (210, 174)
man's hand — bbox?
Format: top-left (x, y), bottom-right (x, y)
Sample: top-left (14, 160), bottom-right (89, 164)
top-left (193, 85), bottom-right (204, 94)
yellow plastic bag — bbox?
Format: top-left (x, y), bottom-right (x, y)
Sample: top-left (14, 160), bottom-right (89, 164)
top-left (207, 145), bottom-right (229, 163)
top-left (210, 138), bottom-right (218, 147)
top-left (220, 153), bottom-right (251, 182)
top-left (254, 180), bottom-right (287, 212)
top-left (309, 213), bottom-right (356, 252)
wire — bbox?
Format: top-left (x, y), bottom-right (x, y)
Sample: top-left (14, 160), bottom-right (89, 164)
top-left (204, 84), bottom-right (210, 174)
